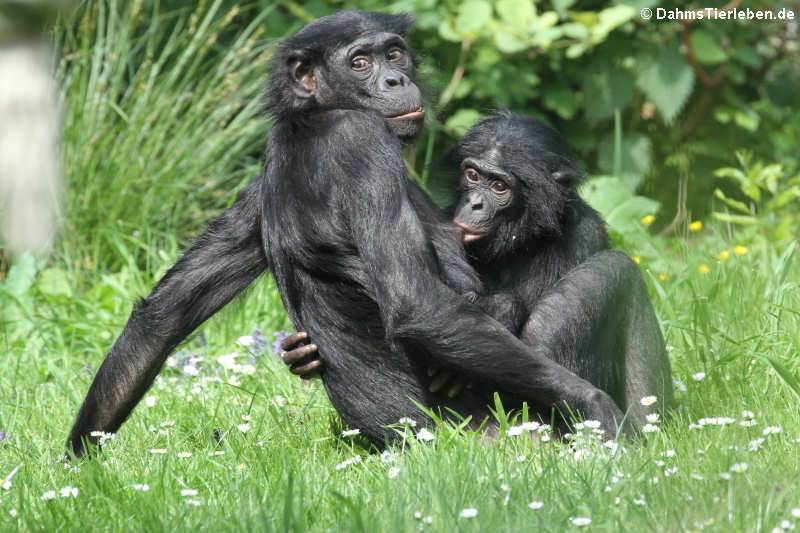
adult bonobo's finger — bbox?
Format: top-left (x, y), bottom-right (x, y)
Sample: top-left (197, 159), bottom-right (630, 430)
top-left (291, 359), bottom-right (323, 378)
top-left (429, 370), bottom-right (453, 393)
top-left (280, 331), bottom-right (309, 352)
top-left (283, 343), bottom-right (318, 365)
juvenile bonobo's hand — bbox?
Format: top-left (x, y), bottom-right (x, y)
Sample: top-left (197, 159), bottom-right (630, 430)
top-left (280, 332), bottom-right (322, 378)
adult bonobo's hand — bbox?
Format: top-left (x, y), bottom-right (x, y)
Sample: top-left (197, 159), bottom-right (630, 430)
top-left (280, 332), bottom-right (322, 378)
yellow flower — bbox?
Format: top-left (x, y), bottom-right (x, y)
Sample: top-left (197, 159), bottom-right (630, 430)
top-left (715, 250), bottom-right (730, 262)
top-left (733, 245), bottom-right (748, 256)
top-left (698, 264), bottom-right (710, 274)
top-left (631, 256), bottom-right (641, 264)
top-left (688, 220), bottom-right (703, 232)
top-left (658, 273), bottom-right (667, 281)
top-left (641, 215), bottom-right (656, 226)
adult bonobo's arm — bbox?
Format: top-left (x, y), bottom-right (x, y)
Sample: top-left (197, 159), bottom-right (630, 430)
top-left (406, 181), bottom-right (483, 296)
top-left (345, 115), bottom-right (626, 436)
top-left (67, 179), bottom-right (267, 457)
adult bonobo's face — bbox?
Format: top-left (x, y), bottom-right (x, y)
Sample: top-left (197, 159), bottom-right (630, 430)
top-left (453, 153), bottom-right (517, 244)
top-left (273, 11), bottom-right (425, 140)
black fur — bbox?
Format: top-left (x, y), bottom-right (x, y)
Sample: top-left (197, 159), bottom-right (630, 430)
top-left (66, 12), bottom-right (626, 457)
top-left (451, 112), bottom-right (673, 427)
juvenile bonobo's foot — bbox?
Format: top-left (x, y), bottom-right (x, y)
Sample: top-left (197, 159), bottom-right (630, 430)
top-left (579, 390), bottom-right (630, 439)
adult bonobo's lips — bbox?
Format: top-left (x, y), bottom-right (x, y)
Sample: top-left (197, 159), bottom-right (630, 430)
top-left (385, 107), bottom-right (425, 121)
top-left (455, 222), bottom-right (484, 243)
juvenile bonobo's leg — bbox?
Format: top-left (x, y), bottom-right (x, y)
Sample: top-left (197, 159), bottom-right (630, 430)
top-left (520, 250), bottom-right (671, 429)
top-left (67, 180), bottom-right (267, 457)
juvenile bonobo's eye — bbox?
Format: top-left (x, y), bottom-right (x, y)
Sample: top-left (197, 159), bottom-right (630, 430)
top-left (386, 48), bottom-right (404, 62)
top-left (490, 180), bottom-right (508, 192)
top-left (464, 168), bottom-right (480, 184)
top-left (351, 56), bottom-right (371, 71)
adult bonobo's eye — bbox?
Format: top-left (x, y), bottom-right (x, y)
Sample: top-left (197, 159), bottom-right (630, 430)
top-left (386, 48), bottom-right (404, 62)
top-left (490, 180), bottom-right (508, 192)
top-left (464, 168), bottom-right (480, 184)
top-left (351, 56), bottom-right (371, 71)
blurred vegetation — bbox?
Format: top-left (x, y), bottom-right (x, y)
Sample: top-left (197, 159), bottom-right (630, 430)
top-left (31, 0), bottom-right (796, 275)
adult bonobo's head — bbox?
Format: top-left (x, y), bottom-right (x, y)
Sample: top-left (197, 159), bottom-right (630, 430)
top-left (450, 112), bottom-right (586, 263)
top-left (267, 10), bottom-right (425, 139)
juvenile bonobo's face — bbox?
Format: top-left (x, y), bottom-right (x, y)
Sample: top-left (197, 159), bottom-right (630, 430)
top-left (452, 152), bottom-right (517, 244)
top-left (448, 113), bottom-right (585, 262)
top-left (287, 28), bottom-right (424, 139)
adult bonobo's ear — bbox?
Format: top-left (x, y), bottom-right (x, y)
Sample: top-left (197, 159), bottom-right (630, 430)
top-left (552, 167), bottom-right (585, 188)
top-left (289, 55), bottom-right (316, 98)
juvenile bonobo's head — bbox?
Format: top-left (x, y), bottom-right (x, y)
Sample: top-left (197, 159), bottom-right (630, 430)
top-left (267, 10), bottom-right (425, 139)
top-left (450, 112), bottom-right (585, 262)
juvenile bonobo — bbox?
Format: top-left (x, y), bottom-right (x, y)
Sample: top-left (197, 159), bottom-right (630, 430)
top-left (67, 12), bottom-right (625, 457)
top-left (284, 112), bottom-right (673, 429)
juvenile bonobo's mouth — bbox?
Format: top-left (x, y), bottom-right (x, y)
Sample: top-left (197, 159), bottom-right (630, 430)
top-left (455, 222), bottom-right (484, 243)
top-left (385, 106), bottom-right (425, 121)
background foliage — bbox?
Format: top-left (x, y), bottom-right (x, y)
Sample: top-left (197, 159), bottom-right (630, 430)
top-left (0, 1), bottom-right (799, 531)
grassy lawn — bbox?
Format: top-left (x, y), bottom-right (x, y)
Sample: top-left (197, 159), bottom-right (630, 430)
top-left (2, 2), bottom-right (799, 532)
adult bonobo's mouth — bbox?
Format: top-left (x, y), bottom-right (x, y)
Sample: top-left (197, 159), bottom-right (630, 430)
top-left (454, 222), bottom-right (484, 243)
top-left (385, 106), bottom-right (425, 121)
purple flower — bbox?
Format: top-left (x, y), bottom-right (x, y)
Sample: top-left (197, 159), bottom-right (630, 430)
top-left (272, 331), bottom-right (289, 356)
top-left (0, 430), bottom-right (6, 441)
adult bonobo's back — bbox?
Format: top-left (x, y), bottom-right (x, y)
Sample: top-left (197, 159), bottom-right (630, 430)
top-left (67, 12), bottom-right (627, 458)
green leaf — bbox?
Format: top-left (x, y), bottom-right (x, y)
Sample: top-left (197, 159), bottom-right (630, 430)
top-left (552, 0), bottom-right (575, 18)
top-left (437, 18), bottom-right (462, 43)
top-left (713, 189), bottom-right (751, 214)
top-left (597, 133), bottom-right (652, 190)
top-left (580, 176), bottom-right (660, 236)
top-left (455, 1), bottom-right (492, 36)
top-left (690, 30), bottom-right (727, 65)
top-left (444, 109), bottom-right (484, 136)
top-left (711, 212), bottom-right (759, 225)
top-left (582, 68), bottom-right (635, 120)
top-left (3, 252), bottom-right (37, 298)
top-left (496, 0), bottom-right (534, 28)
top-left (636, 48), bottom-right (695, 123)
top-left (494, 32), bottom-right (528, 53)
top-left (560, 22), bottom-right (588, 40)
top-left (543, 86), bottom-right (582, 119)
top-left (591, 5), bottom-right (635, 43)
top-left (39, 268), bottom-right (74, 298)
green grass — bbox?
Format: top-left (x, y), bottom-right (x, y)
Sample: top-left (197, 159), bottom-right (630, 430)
top-left (2, 2), bottom-right (800, 532)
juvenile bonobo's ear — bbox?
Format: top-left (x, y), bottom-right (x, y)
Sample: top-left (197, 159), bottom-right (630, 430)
top-left (289, 56), bottom-right (316, 98)
top-left (552, 168), bottom-right (585, 188)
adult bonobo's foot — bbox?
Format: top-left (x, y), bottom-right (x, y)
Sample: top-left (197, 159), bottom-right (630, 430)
top-left (578, 389), bottom-right (631, 439)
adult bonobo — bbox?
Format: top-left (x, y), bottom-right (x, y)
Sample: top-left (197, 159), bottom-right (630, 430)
top-left (284, 112), bottom-right (673, 430)
top-left (67, 12), bottom-right (625, 457)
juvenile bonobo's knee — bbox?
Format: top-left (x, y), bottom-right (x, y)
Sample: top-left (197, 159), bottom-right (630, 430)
top-left (467, 291), bottom-right (527, 334)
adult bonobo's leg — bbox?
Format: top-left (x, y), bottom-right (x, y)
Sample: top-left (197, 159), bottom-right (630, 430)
top-left (67, 180), bottom-right (266, 457)
top-left (519, 250), bottom-right (672, 426)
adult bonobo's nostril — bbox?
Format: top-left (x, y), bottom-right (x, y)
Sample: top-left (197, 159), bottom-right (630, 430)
top-left (382, 73), bottom-right (408, 89)
top-left (468, 192), bottom-right (483, 212)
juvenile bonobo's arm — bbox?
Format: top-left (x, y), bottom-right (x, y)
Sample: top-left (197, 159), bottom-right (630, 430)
top-left (67, 179), bottom-right (267, 457)
top-left (344, 115), bottom-right (626, 436)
